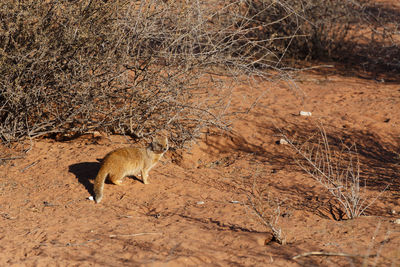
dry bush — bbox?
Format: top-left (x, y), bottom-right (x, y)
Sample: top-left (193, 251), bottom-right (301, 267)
top-left (283, 126), bottom-right (386, 219)
top-left (1, 0), bottom-right (313, 148)
top-left (2, 0), bottom-right (397, 148)
top-left (246, 173), bottom-right (286, 244)
top-left (0, 1), bottom-right (217, 145)
top-left (303, 0), bottom-right (400, 75)
top-left (233, 0), bottom-right (400, 75)
top-left (0, 0), bottom-right (228, 147)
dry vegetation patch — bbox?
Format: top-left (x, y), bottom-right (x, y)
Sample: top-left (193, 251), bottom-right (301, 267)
top-left (2, 0), bottom-right (399, 146)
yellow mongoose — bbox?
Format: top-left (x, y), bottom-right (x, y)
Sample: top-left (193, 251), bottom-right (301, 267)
top-left (93, 136), bottom-right (168, 203)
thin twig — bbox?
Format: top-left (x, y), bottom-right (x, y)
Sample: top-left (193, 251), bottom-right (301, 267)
top-left (292, 251), bottom-right (376, 260)
top-left (20, 160), bottom-right (39, 172)
top-left (0, 156), bottom-right (24, 161)
top-left (246, 193), bottom-right (286, 245)
top-left (65, 239), bottom-right (99, 247)
top-left (109, 232), bottom-right (162, 238)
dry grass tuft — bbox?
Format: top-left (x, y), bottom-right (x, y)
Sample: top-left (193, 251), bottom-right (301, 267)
top-left (283, 125), bottom-right (387, 219)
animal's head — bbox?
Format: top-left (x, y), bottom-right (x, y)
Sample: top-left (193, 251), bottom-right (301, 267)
top-left (150, 136), bottom-right (169, 154)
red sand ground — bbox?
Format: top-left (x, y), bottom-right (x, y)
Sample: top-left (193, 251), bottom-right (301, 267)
top-left (1, 69), bottom-right (399, 266)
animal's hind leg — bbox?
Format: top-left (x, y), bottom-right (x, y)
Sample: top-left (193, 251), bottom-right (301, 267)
top-left (108, 171), bottom-right (125, 185)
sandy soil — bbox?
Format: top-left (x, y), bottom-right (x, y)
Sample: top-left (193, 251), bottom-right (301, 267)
top-left (1, 67), bottom-right (399, 266)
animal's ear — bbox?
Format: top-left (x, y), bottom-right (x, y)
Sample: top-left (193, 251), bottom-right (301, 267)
top-left (151, 136), bottom-right (160, 144)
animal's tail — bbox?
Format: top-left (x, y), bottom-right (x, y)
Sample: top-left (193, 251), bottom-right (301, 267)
top-left (93, 167), bottom-right (108, 203)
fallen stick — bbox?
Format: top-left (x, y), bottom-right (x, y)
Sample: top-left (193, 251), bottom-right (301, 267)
top-left (0, 156), bottom-right (24, 161)
top-left (66, 239), bottom-right (99, 247)
top-left (292, 251), bottom-right (376, 260)
top-left (20, 160), bottom-right (39, 172)
top-left (109, 232), bottom-right (161, 238)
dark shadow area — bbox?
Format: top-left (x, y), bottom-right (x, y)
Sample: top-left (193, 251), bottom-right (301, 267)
top-left (270, 121), bottom-right (399, 192)
top-left (334, 3), bottom-right (400, 81)
top-left (68, 161), bottom-right (101, 196)
top-left (202, 130), bottom-right (298, 171)
top-left (295, 3), bottom-right (400, 83)
top-left (362, 4), bottom-right (400, 25)
top-left (325, 129), bottom-right (399, 191)
top-left (308, 43), bottom-right (400, 83)
top-left (276, 122), bottom-right (400, 215)
top-left (177, 213), bottom-right (262, 233)
top-left (202, 119), bottom-right (399, 219)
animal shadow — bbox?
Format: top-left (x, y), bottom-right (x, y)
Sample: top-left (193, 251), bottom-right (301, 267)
top-left (69, 161), bottom-right (101, 196)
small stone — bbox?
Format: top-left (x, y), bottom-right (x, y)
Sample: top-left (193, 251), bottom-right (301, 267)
top-left (394, 219), bottom-right (400, 225)
top-left (300, 111), bottom-right (312, 116)
top-left (392, 210), bottom-right (396, 214)
top-left (196, 201), bottom-right (205, 205)
top-left (88, 196), bottom-right (94, 201)
top-left (279, 138), bottom-right (289, 145)
top-left (92, 131), bottom-right (102, 138)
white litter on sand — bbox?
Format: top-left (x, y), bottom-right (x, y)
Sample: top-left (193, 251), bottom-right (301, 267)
top-left (299, 111), bottom-right (312, 116)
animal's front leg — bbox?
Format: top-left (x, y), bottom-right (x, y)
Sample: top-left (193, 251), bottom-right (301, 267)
top-left (141, 169), bottom-right (149, 184)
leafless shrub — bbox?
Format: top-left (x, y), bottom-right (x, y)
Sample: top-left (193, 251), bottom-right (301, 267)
top-left (307, 0), bottom-right (400, 75)
top-left (283, 125), bottom-right (386, 219)
top-left (0, 1), bottom-right (218, 146)
top-left (0, 0), bottom-right (307, 147)
top-left (1, 0), bottom-right (397, 148)
top-left (233, 0), bottom-right (400, 75)
top-left (246, 175), bottom-right (286, 244)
